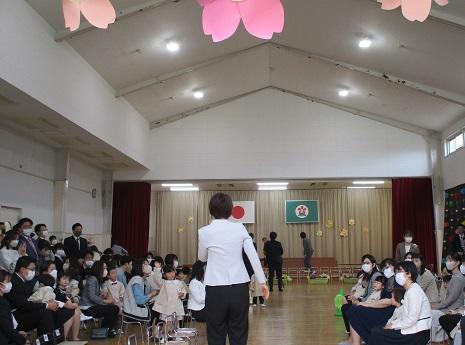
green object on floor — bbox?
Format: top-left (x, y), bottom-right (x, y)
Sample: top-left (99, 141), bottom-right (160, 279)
top-left (334, 288), bottom-right (345, 316)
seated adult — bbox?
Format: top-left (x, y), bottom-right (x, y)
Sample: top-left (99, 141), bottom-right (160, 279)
top-left (412, 253), bottom-right (440, 303)
top-left (34, 224), bottom-right (54, 263)
top-left (117, 255), bottom-right (133, 287)
top-left (430, 253), bottom-right (465, 342)
top-left (341, 254), bottom-right (382, 334)
top-left (188, 261), bottom-right (206, 322)
top-left (123, 259), bottom-right (158, 323)
top-left (404, 252), bottom-right (414, 261)
top-left (37, 240), bottom-right (53, 268)
top-left (6, 256), bottom-right (56, 337)
top-left (16, 218), bottom-right (40, 263)
top-left (0, 231), bottom-right (26, 273)
top-left (341, 258), bottom-right (397, 345)
top-left (53, 243), bottom-right (66, 273)
top-left (370, 261), bottom-right (431, 345)
top-left (395, 231), bottom-right (420, 262)
top-left (111, 243), bottom-right (128, 256)
top-left (0, 270), bottom-right (27, 345)
top-left (80, 260), bottom-right (119, 337)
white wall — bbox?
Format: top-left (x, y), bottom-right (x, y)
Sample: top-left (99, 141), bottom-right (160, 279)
top-left (115, 89), bottom-right (431, 181)
top-left (0, 0), bottom-right (150, 168)
top-left (442, 116), bottom-right (465, 190)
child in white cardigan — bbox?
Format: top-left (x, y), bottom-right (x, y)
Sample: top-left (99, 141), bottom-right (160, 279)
top-left (152, 264), bottom-right (187, 321)
top-left (28, 274), bottom-right (63, 307)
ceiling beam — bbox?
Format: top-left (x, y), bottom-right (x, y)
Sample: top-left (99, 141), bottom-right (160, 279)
top-left (55, 0), bottom-right (179, 42)
top-left (149, 85), bottom-right (431, 136)
top-left (116, 43), bottom-right (269, 97)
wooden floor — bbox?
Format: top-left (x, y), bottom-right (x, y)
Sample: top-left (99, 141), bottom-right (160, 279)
top-left (84, 282), bottom-right (347, 345)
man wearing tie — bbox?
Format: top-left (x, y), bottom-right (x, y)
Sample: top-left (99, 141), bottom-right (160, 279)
top-left (17, 218), bottom-right (40, 263)
top-left (64, 223), bottom-right (88, 259)
top-left (198, 193), bottom-right (269, 345)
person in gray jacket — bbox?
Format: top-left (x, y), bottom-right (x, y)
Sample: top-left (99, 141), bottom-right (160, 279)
top-left (300, 232), bottom-right (314, 272)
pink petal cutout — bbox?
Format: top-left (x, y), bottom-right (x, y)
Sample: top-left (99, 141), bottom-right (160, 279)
top-left (202, 0), bottom-right (241, 42)
top-left (239, 0), bottom-right (284, 39)
top-left (80, 0), bottom-right (116, 29)
top-left (378, 0), bottom-right (401, 10)
top-left (62, 0), bottom-right (82, 31)
top-left (401, 0), bottom-right (431, 22)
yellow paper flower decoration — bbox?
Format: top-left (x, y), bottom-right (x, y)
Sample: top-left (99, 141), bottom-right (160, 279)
top-left (349, 219), bottom-right (355, 226)
top-left (339, 228), bottom-right (348, 237)
top-left (325, 220), bottom-right (334, 229)
top-left (316, 230), bottom-right (323, 237)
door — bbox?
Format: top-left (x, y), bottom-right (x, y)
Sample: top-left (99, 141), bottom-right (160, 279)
top-left (0, 206), bottom-right (22, 229)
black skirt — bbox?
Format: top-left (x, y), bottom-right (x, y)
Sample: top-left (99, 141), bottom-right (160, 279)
top-left (54, 308), bottom-right (75, 328)
top-left (370, 327), bottom-right (430, 345)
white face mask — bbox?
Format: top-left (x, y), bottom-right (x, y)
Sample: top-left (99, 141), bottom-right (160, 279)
top-left (23, 228), bottom-right (33, 236)
top-left (85, 260), bottom-right (94, 268)
top-left (395, 272), bottom-right (407, 286)
top-left (404, 237), bottom-right (413, 244)
top-left (173, 260), bottom-right (179, 269)
top-left (460, 265), bottom-right (465, 275)
top-left (51, 240), bottom-right (58, 246)
top-left (147, 258), bottom-right (153, 263)
top-left (384, 267), bottom-right (394, 279)
top-left (63, 263), bottom-right (70, 271)
top-left (50, 269), bottom-right (58, 280)
top-left (56, 250), bottom-right (66, 257)
top-left (143, 264), bottom-right (153, 275)
top-left (361, 263), bottom-right (372, 274)
top-left (1, 282), bottom-right (12, 294)
top-left (26, 269), bottom-right (35, 281)
top-left (446, 260), bottom-right (457, 271)
top-left (9, 240), bottom-right (19, 248)
top-left (405, 258), bottom-right (412, 262)
top-left (102, 269), bottom-right (108, 278)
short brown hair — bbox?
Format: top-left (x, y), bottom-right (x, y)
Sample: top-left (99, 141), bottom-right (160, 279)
top-left (209, 193), bottom-right (233, 219)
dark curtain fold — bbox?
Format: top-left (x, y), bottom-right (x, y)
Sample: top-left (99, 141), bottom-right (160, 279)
top-left (392, 178), bottom-right (436, 268)
top-left (111, 182), bottom-right (151, 257)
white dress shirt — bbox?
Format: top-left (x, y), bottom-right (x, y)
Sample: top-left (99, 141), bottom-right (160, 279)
top-left (391, 283), bottom-right (431, 335)
top-left (188, 278), bottom-right (206, 311)
top-left (198, 219), bottom-right (266, 286)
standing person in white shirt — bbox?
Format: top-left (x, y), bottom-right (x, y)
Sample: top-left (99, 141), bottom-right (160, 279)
top-left (370, 261), bottom-right (431, 345)
top-left (198, 193), bottom-right (269, 345)
top-left (188, 260), bottom-right (207, 322)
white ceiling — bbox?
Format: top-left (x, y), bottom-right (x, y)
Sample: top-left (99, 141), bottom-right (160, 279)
top-left (25, 0), bottom-right (465, 131)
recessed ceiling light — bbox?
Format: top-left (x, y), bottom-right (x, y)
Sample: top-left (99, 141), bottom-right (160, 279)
top-left (193, 90), bottom-right (204, 99)
top-left (257, 182), bottom-right (289, 186)
top-left (353, 180), bottom-right (385, 185)
top-left (338, 89), bottom-right (349, 97)
top-left (162, 183), bottom-right (193, 187)
top-left (358, 38), bottom-right (372, 49)
top-left (258, 186), bottom-right (288, 191)
top-left (348, 186), bottom-right (376, 189)
top-left (166, 41), bottom-right (180, 52)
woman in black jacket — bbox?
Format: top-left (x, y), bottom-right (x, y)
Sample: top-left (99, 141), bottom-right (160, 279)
top-left (263, 232), bottom-right (284, 292)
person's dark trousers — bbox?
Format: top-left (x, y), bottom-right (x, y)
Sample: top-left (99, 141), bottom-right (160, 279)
top-left (192, 308), bottom-right (207, 323)
top-left (82, 305), bottom-right (120, 330)
top-left (14, 309), bottom-right (54, 336)
top-left (252, 297), bottom-right (264, 305)
top-left (268, 263), bottom-right (283, 290)
top-left (304, 255), bottom-right (312, 270)
top-left (341, 304), bottom-right (353, 332)
top-left (461, 316), bottom-right (465, 345)
top-left (205, 283), bottom-right (249, 345)
top-left (439, 313), bottom-right (462, 338)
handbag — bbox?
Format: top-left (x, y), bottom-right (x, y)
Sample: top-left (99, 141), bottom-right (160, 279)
top-left (90, 327), bottom-right (109, 339)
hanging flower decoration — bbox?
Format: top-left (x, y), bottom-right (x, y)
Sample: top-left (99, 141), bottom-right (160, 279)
top-left (377, 0), bottom-right (448, 22)
top-left (197, 0), bottom-right (285, 42)
top-left (63, 0), bottom-right (116, 32)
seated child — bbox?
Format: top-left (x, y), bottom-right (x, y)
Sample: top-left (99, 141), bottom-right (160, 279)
top-left (152, 264), bottom-right (187, 321)
top-left (350, 272), bottom-right (367, 300)
top-left (352, 276), bottom-right (386, 305)
top-left (103, 265), bottom-right (125, 309)
top-left (28, 273), bottom-right (63, 307)
top-left (385, 287), bottom-right (406, 326)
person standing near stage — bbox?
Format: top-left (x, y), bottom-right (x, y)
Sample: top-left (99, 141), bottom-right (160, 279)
top-left (264, 232), bottom-right (284, 292)
top-left (300, 232), bottom-right (314, 272)
top-left (198, 193), bottom-right (268, 345)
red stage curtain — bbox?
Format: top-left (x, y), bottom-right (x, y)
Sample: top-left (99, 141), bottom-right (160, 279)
top-left (392, 178), bottom-right (436, 267)
top-left (111, 182), bottom-right (151, 257)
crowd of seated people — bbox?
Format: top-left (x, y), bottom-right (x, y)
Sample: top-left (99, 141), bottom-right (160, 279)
top-left (0, 217), bottom-right (207, 344)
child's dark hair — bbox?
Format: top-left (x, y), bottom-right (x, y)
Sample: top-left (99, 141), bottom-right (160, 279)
top-left (442, 274), bottom-right (452, 284)
top-left (39, 273), bottom-right (55, 287)
top-left (392, 287), bottom-right (406, 304)
top-left (182, 267), bottom-right (191, 275)
top-left (57, 271), bottom-right (70, 284)
top-left (374, 275), bottom-right (387, 286)
top-left (162, 264), bottom-right (175, 278)
top-left (153, 256), bottom-right (164, 266)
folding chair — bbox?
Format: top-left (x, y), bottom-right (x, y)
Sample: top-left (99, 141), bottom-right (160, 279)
top-left (156, 321), bottom-right (191, 345)
top-left (166, 313), bottom-right (199, 345)
top-left (119, 307), bottom-right (151, 345)
top-left (127, 334), bottom-right (138, 345)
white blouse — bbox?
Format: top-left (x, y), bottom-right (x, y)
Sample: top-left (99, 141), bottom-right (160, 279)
top-left (0, 248), bottom-right (20, 273)
top-left (187, 279), bottom-right (205, 311)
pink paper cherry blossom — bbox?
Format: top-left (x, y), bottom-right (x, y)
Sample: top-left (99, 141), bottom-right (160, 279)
top-left (377, 0), bottom-right (448, 22)
top-left (197, 0), bottom-right (285, 42)
top-left (63, 0), bottom-right (116, 31)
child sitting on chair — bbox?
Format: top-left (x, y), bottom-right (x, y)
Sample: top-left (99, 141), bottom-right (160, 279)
top-left (103, 264), bottom-right (125, 309)
top-left (152, 264), bottom-right (187, 321)
top-left (385, 287), bottom-right (406, 326)
top-left (351, 276), bottom-right (386, 305)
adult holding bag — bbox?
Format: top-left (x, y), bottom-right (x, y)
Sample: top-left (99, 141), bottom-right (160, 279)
top-left (198, 193), bottom-right (269, 345)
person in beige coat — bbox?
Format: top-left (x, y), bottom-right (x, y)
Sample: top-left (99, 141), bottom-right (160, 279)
top-left (395, 231), bottom-right (420, 262)
top-left (152, 264), bottom-right (187, 321)
top-left (412, 253), bottom-right (440, 303)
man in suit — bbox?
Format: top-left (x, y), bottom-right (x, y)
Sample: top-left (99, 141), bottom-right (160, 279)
top-left (63, 223), bottom-right (88, 259)
top-left (449, 225), bottom-right (465, 255)
top-left (264, 232), bottom-right (284, 292)
top-left (16, 218), bottom-right (40, 263)
top-left (6, 256), bottom-right (57, 337)
top-left (395, 231), bottom-right (420, 261)
top-left (198, 193), bottom-right (268, 345)
top-left (300, 232), bottom-right (314, 272)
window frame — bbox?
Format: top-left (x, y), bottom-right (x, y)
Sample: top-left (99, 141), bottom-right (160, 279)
top-left (445, 128), bottom-right (465, 157)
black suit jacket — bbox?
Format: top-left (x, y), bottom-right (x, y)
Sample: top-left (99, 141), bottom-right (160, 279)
top-left (449, 234), bottom-right (464, 254)
top-left (6, 274), bottom-right (46, 313)
top-left (264, 240), bottom-right (284, 265)
top-left (0, 297), bottom-right (26, 345)
top-left (63, 236), bottom-right (88, 259)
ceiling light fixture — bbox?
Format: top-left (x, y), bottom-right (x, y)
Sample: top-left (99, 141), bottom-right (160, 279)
top-left (353, 180), bottom-right (385, 185)
top-left (166, 41), bottom-right (180, 52)
top-left (162, 183), bottom-right (193, 187)
top-left (193, 90), bottom-right (204, 99)
top-left (348, 186), bottom-right (376, 189)
top-left (256, 182), bottom-right (289, 186)
top-left (170, 186), bottom-right (200, 192)
top-left (338, 88), bottom-right (349, 97)
top-left (258, 186), bottom-right (288, 191)
top-left (358, 38), bottom-right (372, 49)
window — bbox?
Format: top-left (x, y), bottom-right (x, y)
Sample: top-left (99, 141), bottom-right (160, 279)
top-left (445, 129), bottom-right (465, 156)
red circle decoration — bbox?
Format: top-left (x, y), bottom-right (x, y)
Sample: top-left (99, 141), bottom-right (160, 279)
top-left (231, 206), bottom-right (245, 219)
